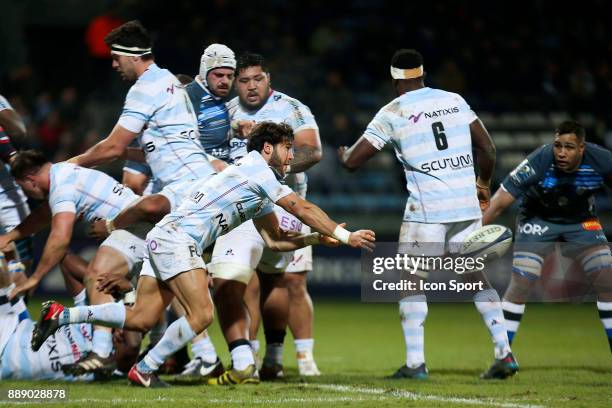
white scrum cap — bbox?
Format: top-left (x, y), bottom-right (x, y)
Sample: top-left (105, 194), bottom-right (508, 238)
top-left (199, 43), bottom-right (236, 82)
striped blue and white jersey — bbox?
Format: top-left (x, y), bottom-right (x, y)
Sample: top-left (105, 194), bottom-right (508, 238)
top-left (123, 139), bottom-right (160, 196)
top-left (227, 90), bottom-right (317, 197)
top-left (0, 95), bottom-right (11, 111)
top-left (117, 64), bottom-right (214, 189)
top-left (153, 150), bottom-right (293, 251)
top-left (49, 163), bottom-right (138, 223)
top-left (0, 94), bottom-right (28, 202)
top-left (363, 87), bottom-right (481, 223)
top-left (0, 297), bottom-right (92, 380)
top-left (185, 77), bottom-right (232, 161)
top-left (1, 319), bottom-right (92, 380)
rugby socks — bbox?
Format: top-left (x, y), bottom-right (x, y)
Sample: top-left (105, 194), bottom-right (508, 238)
top-left (294, 338), bottom-right (314, 354)
top-left (399, 295), bottom-right (427, 368)
top-left (597, 301), bottom-right (612, 352)
top-left (73, 289), bottom-right (87, 307)
top-left (263, 329), bottom-right (285, 366)
top-left (140, 316), bottom-right (196, 374)
top-left (250, 339), bottom-right (260, 355)
top-left (92, 330), bottom-right (113, 358)
top-left (192, 335), bottom-right (218, 364)
top-left (60, 302), bottom-right (126, 327)
top-left (149, 318), bottom-right (168, 347)
top-left (502, 300), bottom-right (525, 344)
top-left (474, 289), bottom-right (511, 359)
top-left (229, 339), bottom-right (255, 370)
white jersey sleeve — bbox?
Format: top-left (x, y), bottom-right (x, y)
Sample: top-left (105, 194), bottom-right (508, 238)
top-left (48, 173), bottom-right (78, 215)
top-left (118, 83), bottom-right (156, 134)
top-left (363, 109), bottom-right (394, 150)
top-left (0, 95), bottom-right (13, 111)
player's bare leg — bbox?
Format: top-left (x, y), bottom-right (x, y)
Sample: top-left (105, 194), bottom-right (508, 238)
top-left (286, 271), bottom-right (320, 375)
top-left (257, 270), bottom-right (288, 380)
top-left (81, 246), bottom-right (131, 369)
top-left (129, 268), bottom-right (214, 387)
top-left (245, 273), bottom-right (262, 364)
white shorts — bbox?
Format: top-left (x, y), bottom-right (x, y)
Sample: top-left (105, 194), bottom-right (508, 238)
top-left (145, 227), bottom-right (206, 281)
top-left (398, 219), bottom-right (482, 256)
top-left (208, 221), bottom-right (263, 283)
top-left (208, 210), bottom-right (312, 281)
top-left (100, 222), bottom-right (152, 272)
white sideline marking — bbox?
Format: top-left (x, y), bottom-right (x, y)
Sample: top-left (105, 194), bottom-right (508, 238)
top-left (0, 385), bottom-right (546, 407)
top-left (317, 384), bottom-right (546, 408)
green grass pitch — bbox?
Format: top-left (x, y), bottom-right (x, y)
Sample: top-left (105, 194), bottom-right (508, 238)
top-left (1, 299), bottom-right (611, 407)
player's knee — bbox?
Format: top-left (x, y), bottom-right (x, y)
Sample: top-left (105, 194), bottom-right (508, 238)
top-left (512, 251), bottom-right (543, 280)
top-left (132, 317), bottom-right (158, 333)
top-left (140, 195), bottom-right (170, 221)
top-left (580, 247), bottom-right (612, 275)
top-left (188, 306), bottom-right (214, 333)
top-left (285, 274), bottom-right (307, 296)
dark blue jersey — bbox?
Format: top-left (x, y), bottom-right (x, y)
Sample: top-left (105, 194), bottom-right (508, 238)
top-left (185, 78), bottom-right (231, 161)
top-left (501, 143), bottom-right (612, 223)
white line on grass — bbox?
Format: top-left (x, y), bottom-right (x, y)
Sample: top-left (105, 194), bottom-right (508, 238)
top-left (316, 384), bottom-right (546, 408)
top-left (0, 385), bottom-right (547, 407)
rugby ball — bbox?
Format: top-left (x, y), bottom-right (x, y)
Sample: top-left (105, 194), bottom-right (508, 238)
top-left (460, 224), bottom-right (513, 259)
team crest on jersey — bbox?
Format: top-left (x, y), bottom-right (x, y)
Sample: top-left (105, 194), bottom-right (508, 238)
top-left (510, 159), bottom-right (536, 184)
top-left (582, 219), bottom-right (602, 231)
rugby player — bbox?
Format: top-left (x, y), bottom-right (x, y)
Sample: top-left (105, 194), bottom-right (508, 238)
top-left (483, 120), bottom-right (612, 352)
top-left (60, 21), bottom-right (216, 373)
top-left (338, 49), bottom-right (517, 380)
top-left (0, 150), bottom-right (150, 376)
top-left (212, 52), bottom-right (323, 378)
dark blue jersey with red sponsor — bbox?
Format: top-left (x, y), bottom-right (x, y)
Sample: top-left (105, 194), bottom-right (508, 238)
top-left (501, 143), bottom-right (612, 223)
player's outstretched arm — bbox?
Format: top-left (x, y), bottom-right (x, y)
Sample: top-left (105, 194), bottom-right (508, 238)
top-left (337, 136), bottom-right (379, 172)
top-left (0, 203), bottom-right (52, 250)
top-left (276, 192), bottom-right (376, 251)
top-left (253, 212), bottom-right (342, 252)
top-left (9, 212), bottom-right (75, 299)
top-left (482, 188), bottom-right (516, 225)
top-left (68, 124), bottom-right (138, 167)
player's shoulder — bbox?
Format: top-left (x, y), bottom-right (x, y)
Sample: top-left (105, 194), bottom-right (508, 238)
top-left (50, 162), bottom-right (79, 183)
top-left (584, 142), bottom-right (612, 169)
top-left (521, 144), bottom-right (554, 173)
top-left (225, 96), bottom-right (240, 112)
top-left (269, 90), bottom-right (310, 110)
top-left (426, 87), bottom-right (469, 105)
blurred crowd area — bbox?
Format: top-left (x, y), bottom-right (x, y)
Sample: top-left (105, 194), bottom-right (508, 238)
top-left (1, 0), bottom-right (611, 231)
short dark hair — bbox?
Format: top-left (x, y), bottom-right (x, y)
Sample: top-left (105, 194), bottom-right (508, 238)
top-left (556, 120), bottom-right (586, 141)
top-left (236, 53), bottom-right (269, 75)
top-left (104, 20), bottom-right (154, 60)
top-left (247, 122), bottom-right (294, 153)
top-left (391, 49), bottom-right (423, 69)
top-left (10, 150), bottom-right (50, 179)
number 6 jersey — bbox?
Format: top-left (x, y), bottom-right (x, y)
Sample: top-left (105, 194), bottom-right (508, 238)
top-left (363, 87), bottom-right (481, 223)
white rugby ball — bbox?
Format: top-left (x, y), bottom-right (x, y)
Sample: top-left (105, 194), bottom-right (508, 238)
top-left (460, 224), bottom-right (513, 259)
